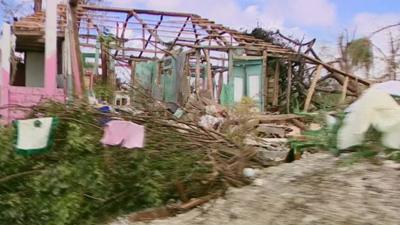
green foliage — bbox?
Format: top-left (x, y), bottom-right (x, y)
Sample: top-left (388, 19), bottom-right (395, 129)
top-left (339, 147), bottom-right (379, 166)
top-left (347, 38), bottom-right (374, 71)
top-left (93, 82), bottom-right (114, 102)
top-left (0, 103), bottom-right (216, 225)
top-left (313, 93), bottom-right (341, 111)
top-left (290, 113), bottom-right (344, 156)
top-left (99, 34), bottom-right (117, 48)
top-left (247, 28), bottom-right (287, 48)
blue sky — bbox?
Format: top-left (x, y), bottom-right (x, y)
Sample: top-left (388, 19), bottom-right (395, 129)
top-left (2, 0), bottom-right (399, 43)
top-left (307, 0), bottom-right (400, 42)
top-left (108, 0), bottom-right (400, 77)
top-left (106, 0), bottom-right (400, 44)
top-left (2, 0), bottom-right (399, 74)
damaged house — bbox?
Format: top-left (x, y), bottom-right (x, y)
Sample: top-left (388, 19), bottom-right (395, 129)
top-left (0, 0), bottom-right (372, 122)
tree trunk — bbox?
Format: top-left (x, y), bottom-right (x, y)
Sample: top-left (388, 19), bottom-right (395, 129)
top-left (101, 43), bottom-right (108, 85)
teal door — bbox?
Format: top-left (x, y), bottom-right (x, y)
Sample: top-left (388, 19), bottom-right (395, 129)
top-left (135, 61), bottom-right (157, 92)
top-left (161, 56), bottom-right (178, 103)
top-left (232, 57), bottom-right (264, 111)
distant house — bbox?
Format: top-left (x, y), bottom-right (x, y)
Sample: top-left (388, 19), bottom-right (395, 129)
top-left (0, 1), bottom-right (68, 122)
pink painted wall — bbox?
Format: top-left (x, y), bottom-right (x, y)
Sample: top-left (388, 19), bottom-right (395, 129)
top-left (0, 68), bottom-right (10, 123)
top-left (4, 87), bottom-right (65, 121)
top-left (0, 0), bottom-right (68, 123)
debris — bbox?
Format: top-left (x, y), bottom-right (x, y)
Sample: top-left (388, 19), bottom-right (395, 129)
top-left (286, 125), bottom-right (302, 137)
top-left (199, 115), bottom-right (224, 130)
top-left (242, 168), bottom-right (256, 178)
top-left (127, 207), bottom-right (173, 222)
top-left (257, 124), bottom-right (287, 137)
top-left (254, 114), bottom-right (304, 123)
top-left (173, 108), bottom-right (185, 118)
top-left (177, 197), bottom-right (212, 211)
top-left (115, 153), bottom-right (400, 225)
top-left (252, 178), bottom-right (264, 186)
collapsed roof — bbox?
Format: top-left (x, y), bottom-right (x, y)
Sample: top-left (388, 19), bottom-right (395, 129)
top-left (11, 1), bottom-right (372, 111)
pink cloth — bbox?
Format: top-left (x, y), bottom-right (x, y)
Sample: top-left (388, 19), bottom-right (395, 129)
top-left (101, 120), bottom-right (145, 148)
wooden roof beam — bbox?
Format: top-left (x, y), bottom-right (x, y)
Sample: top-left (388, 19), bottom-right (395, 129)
top-left (114, 12), bottom-right (134, 57)
top-left (168, 16), bottom-right (190, 51)
top-left (139, 15), bottom-right (164, 58)
top-left (130, 10), bottom-right (166, 46)
top-left (80, 5), bottom-right (198, 18)
top-left (302, 54), bottom-right (371, 86)
top-left (80, 43), bottom-right (164, 54)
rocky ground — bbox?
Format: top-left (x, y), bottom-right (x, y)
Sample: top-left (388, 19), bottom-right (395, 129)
top-left (110, 153), bottom-right (400, 225)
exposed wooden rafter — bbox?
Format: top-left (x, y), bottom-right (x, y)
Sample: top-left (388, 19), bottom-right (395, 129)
top-left (167, 17), bottom-right (190, 51)
top-left (139, 15), bottom-right (164, 58)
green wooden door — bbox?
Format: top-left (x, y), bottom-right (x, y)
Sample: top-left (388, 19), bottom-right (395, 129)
top-left (232, 56), bottom-right (264, 111)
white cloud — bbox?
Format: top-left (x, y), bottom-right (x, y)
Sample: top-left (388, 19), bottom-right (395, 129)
top-left (352, 13), bottom-right (400, 36)
top-left (135, 0), bottom-right (279, 30)
top-left (109, 0), bottom-right (336, 32)
top-left (106, 0), bottom-right (336, 66)
top-left (263, 0), bottom-right (336, 27)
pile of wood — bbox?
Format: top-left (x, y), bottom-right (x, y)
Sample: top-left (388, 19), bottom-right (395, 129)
top-left (176, 95), bottom-right (308, 166)
top-left (243, 114), bottom-right (306, 165)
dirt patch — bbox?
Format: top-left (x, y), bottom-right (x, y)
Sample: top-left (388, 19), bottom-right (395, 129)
top-left (110, 153), bottom-right (400, 225)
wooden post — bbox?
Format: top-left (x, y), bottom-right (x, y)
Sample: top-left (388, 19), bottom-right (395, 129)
top-left (154, 29), bottom-right (157, 58)
top-left (217, 57), bottom-right (225, 102)
top-left (272, 60), bottom-right (280, 106)
top-left (203, 49), bottom-right (214, 99)
top-left (130, 61), bottom-right (136, 87)
top-left (68, 2), bottom-right (84, 97)
top-left (339, 76), bottom-right (349, 104)
top-left (64, 24), bottom-right (73, 102)
top-left (195, 49), bottom-right (201, 93)
top-left (262, 50), bottom-right (268, 111)
top-left (94, 38), bottom-right (100, 76)
top-left (100, 42), bottom-right (108, 84)
top-left (228, 50), bottom-right (233, 84)
top-left (304, 65), bottom-right (323, 112)
top-left (109, 58), bottom-right (116, 102)
top-left (142, 25), bottom-right (146, 49)
top-left (355, 77), bottom-right (359, 96)
top-left (286, 61), bottom-right (292, 113)
top-left (34, 0), bottom-right (42, 12)
top-left (44, 0), bottom-right (58, 95)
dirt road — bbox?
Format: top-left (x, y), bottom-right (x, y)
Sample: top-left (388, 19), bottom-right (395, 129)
top-left (110, 153), bottom-right (400, 225)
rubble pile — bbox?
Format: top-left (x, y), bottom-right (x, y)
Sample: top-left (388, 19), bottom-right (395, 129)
top-left (178, 95), bottom-right (309, 166)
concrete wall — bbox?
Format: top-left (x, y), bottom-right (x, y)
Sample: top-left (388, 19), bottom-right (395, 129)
top-left (26, 51), bottom-right (45, 87)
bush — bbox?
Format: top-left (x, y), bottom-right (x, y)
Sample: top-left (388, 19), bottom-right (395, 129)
top-left (0, 103), bottom-right (219, 225)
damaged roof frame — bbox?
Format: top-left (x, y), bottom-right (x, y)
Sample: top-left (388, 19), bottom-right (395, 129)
top-left (12, 0), bottom-right (372, 112)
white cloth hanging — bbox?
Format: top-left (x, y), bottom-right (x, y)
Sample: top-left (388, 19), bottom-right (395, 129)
top-left (14, 117), bottom-right (58, 155)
